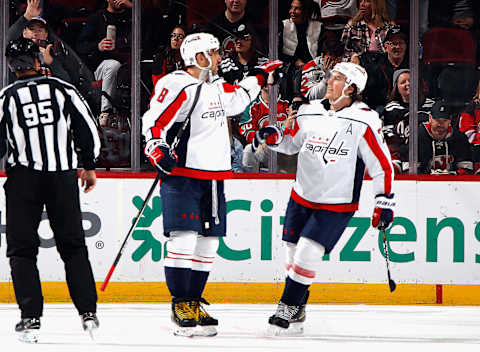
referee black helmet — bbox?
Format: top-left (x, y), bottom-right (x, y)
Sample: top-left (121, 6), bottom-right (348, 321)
top-left (5, 37), bottom-right (40, 73)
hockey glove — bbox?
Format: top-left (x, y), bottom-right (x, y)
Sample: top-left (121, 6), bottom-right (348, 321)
top-left (144, 139), bottom-right (178, 178)
top-left (250, 60), bottom-right (283, 87)
top-left (371, 193), bottom-right (396, 230)
top-left (252, 125), bottom-right (283, 151)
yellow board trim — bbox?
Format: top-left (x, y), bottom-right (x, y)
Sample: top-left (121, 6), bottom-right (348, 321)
top-left (0, 282), bottom-right (479, 305)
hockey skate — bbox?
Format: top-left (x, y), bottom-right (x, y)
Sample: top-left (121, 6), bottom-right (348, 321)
top-left (81, 312), bottom-right (99, 340)
top-left (190, 298), bottom-right (218, 337)
top-left (267, 301), bottom-right (304, 336)
top-left (288, 290), bottom-right (309, 334)
top-left (267, 290), bottom-right (309, 336)
top-left (171, 298), bottom-right (197, 337)
top-left (15, 317), bottom-right (40, 343)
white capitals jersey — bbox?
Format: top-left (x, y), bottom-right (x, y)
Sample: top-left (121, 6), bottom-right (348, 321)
top-left (142, 70), bottom-right (261, 179)
top-left (271, 100), bottom-right (394, 212)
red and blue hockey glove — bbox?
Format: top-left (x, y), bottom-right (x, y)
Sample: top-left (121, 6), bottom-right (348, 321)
top-left (144, 139), bottom-right (178, 178)
top-left (372, 193), bottom-right (396, 230)
top-left (252, 125), bottom-right (283, 151)
top-left (250, 60), bottom-right (283, 87)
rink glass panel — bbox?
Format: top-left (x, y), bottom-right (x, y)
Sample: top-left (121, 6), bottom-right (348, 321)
top-left (2, 1), bottom-right (478, 175)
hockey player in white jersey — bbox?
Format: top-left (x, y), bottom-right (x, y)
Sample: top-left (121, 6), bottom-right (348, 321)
top-left (253, 62), bottom-right (396, 335)
top-left (142, 32), bottom-right (282, 337)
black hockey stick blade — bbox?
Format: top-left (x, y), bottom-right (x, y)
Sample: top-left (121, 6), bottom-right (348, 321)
top-left (388, 276), bottom-right (397, 292)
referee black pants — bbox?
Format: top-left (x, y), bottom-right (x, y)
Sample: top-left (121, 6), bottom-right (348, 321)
top-left (4, 166), bottom-right (97, 318)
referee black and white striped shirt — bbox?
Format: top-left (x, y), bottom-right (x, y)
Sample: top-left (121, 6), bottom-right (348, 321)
top-left (0, 75), bottom-right (100, 171)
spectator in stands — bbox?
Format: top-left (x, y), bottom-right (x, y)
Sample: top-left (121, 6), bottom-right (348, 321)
top-left (297, 37), bottom-right (346, 100)
top-left (8, 1), bottom-right (73, 83)
top-left (207, 0), bottom-right (263, 57)
top-left (318, 0), bottom-right (357, 38)
top-left (382, 69), bottom-right (435, 173)
top-left (7, 0), bottom-right (100, 114)
top-left (428, 0), bottom-right (475, 31)
top-left (77, 0), bottom-right (133, 126)
top-left (418, 100), bottom-right (473, 174)
top-left (351, 49), bottom-right (393, 112)
top-left (219, 24), bottom-right (268, 85)
top-left (151, 25), bottom-right (186, 89)
top-left (383, 27), bottom-right (408, 70)
top-left (240, 86), bottom-right (291, 172)
top-left (279, 0), bottom-right (322, 100)
top-left (458, 81), bottom-right (480, 173)
top-left (341, 0), bottom-right (396, 58)
top-left (279, 0), bottom-right (322, 68)
top-left (228, 120), bottom-right (245, 173)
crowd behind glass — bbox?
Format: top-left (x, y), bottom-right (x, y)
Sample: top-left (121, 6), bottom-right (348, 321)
top-left (5, 0), bottom-right (480, 175)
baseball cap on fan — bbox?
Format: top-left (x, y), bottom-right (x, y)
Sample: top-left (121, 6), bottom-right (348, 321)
top-left (232, 24), bottom-right (251, 40)
top-left (26, 16), bottom-right (48, 29)
top-left (431, 101), bottom-right (453, 120)
top-left (385, 27), bottom-right (407, 43)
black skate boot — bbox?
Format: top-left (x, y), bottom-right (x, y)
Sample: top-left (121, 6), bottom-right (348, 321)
top-left (171, 297), bottom-right (197, 336)
top-left (15, 317), bottom-right (40, 343)
top-left (81, 312), bottom-right (99, 340)
top-left (190, 298), bottom-right (218, 336)
top-left (288, 290), bottom-right (309, 333)
top-left (268, 301), bottom-right (302, 336)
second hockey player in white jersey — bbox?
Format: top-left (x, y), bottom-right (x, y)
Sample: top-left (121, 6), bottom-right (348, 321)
top-left (253, 62), bottom-right (396, 335)
top-left (142, 32), bottom-right (282, 337)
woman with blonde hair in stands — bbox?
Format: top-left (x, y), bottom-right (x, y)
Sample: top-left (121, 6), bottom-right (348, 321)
top-left (341, 0), bottom-right (396, 58)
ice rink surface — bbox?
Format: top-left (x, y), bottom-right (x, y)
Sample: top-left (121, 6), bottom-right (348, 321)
top-left (1, 303), bottom-right (480, 352)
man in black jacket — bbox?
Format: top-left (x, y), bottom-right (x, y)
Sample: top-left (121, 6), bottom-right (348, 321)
top-left (418, 100), bottom-right (473, 174)
top-left (207, 0), bottom-right (264, 57)
top-left (77, 0), bottom-right (132, 124)
top-left (7, 0), bottom-right (100, 115)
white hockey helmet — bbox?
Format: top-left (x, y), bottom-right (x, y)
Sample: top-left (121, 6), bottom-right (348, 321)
top-left (331, 62), bottom-right (368, 94)
top-left (180, 32), bottom-right (220, 69)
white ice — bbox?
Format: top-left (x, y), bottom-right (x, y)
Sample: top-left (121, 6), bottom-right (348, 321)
top-left (1, 303), bottom-right (479, 352)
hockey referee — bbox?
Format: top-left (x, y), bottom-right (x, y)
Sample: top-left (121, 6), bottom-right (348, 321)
top-left (0, 37), bottom-right (101, 343)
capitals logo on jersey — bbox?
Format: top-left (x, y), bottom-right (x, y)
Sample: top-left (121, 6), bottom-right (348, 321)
top-left (202, 100), bottom-right (226, 126)
top-left (304, 131), bottom-right (352, 165)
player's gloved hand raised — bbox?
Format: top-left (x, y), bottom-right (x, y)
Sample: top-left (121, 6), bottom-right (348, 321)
top-left (144, 139), bottom-right (178, 178)
top-left (371, 194), bottom-right (396, 230)
top-left (250, 60), bottom-right (283, 87)
top-left (252, 125), bottom-right (283, 151)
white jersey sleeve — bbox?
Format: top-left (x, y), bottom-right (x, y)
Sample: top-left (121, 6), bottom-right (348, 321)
top-left (214, 76), bottom-right (261, 117)
top-left (142, 71), bottom-right (197, 143)
top-left (358, 111), bottom-right (395, 196)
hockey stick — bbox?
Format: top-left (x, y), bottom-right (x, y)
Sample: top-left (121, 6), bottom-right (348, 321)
top-left (381, 229), bottom-right (397, 292)
top-left (100, 173), bottom-right (161, 291)
top-left (100, 84), bottom-right (203, 291)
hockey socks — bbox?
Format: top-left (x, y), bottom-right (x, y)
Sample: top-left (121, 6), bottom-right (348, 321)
top-left (281, 277), bottom-right (309, 306)
top-left (189, 270), bottom-right (209, 299)
top-left (165, 267), bottom-right (191, 298)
